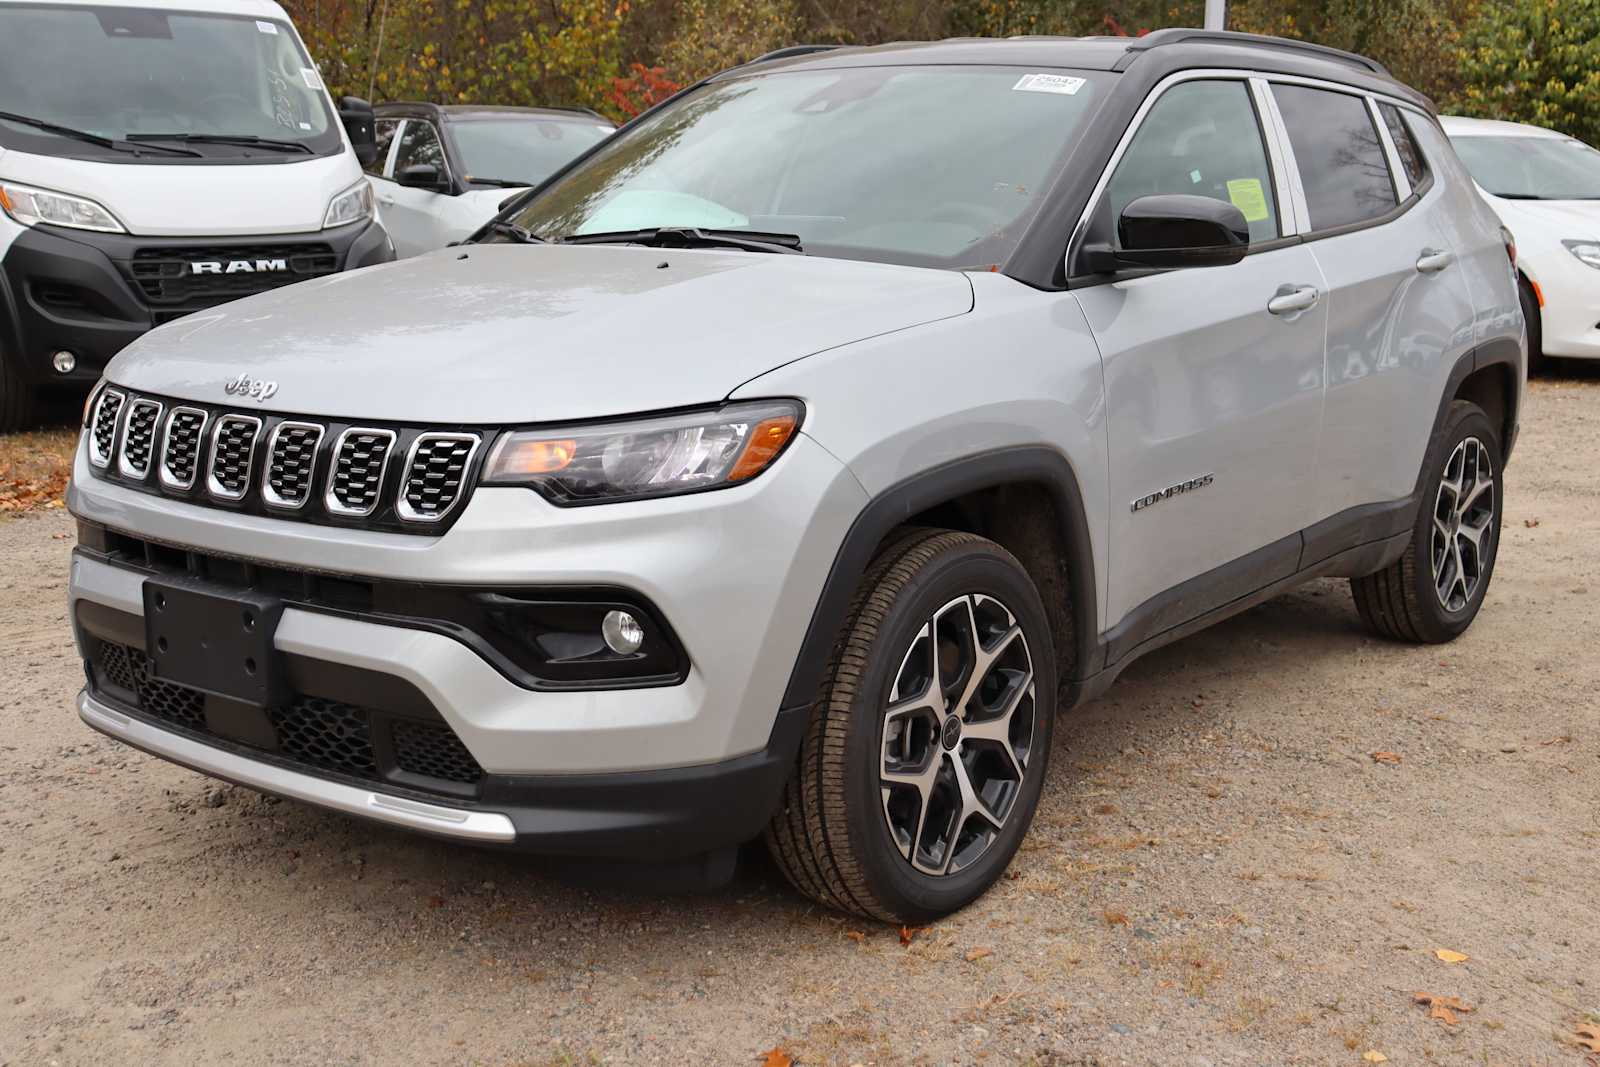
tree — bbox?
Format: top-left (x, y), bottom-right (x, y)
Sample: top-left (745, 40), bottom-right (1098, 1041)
top-left (1452, 0), bottom-right (1600, 142)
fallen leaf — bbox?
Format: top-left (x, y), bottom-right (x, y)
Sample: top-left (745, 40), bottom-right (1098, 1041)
top-left (1524, 517), bottom-right (1540, 528)
top-left (1575, 1024), bottom-right (1600, 1052)
top-left (758, 1048), bottom-right (793, 1067)
top-left (843, 930), bottom-right (865, 943)
top-left (1413, 991), bottom-right (1473, 1025)
top-left (1362, 1052), bottom-right (1389, 1063)
top-left (1434, 948), bottom-right (1469, 964)
top-left (426, 895), bottom-right (445, 909)
top-left (964, 947), bottom-right (993, 963)
top-left (898, 924), bottom-right (924, 946)
top-left (1541, 734), bottom-right (1573, 746)
top-left (1103, 909), bottom-right (1129, 926)
top-left (1372, 751), bottom-right (1403, 765)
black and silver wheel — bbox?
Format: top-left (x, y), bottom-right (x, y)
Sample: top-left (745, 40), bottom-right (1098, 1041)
top-left (766, 530), bottom-right (1056, 923)
top-left (1351, 400), bottom-right (1503, 643)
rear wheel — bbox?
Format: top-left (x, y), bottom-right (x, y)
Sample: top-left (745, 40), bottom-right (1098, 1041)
top-left (1351, 400), bottom-right (1502, 643)
top-left (765, 530), bottom-right (1056, 923)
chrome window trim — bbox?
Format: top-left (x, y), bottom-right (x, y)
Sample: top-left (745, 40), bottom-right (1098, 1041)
top-left (115, 397), bottom-right (164, 480)
top-left (87, 388), bottom-right (126, 469)
top-left (205, 413), bottom-right (264, 502)
top-left (158, 406), bottom-right (210, 491)
top-left (260, 420), bottom-right (326, 511)
top-left (325, 426), bottom-right (397, 518)
top-left (1065, 68), bottom-right (1286, 274)
top-left (1251, 77), bottom-right (1310, 235)
top-left (395, 432), bottom-right (482, 524)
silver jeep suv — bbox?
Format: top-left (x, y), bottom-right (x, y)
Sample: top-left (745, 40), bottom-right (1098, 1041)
top-left (67, 30), bottom-right (1524, 922)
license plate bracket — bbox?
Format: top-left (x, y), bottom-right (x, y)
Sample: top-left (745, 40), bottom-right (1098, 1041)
top-left (142, 577), bottom-right (287, 707)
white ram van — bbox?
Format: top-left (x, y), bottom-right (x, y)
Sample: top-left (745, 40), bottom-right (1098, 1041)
top-left (0, 0), bottom-right (394, 429)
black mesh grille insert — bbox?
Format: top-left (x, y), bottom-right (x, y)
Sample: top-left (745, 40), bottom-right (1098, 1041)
top-left (161, 408), bottom-right (207, 489)
top-left (329, 430), bottom-right (393, 515)
top-left (96, 644), bottom-right (207, 730)
top-left (90, 390), bottom-right (124, 465)
top-left (119, 399), bottom-right (162, 477)
top-left (268, 696), bottom-right (378, 779)
top-left (127, 243), bottom-right (338, 308)
top-left (208, 415), bottom-right (261, 498)
top-left (264, 423), bottom-right (323, 508)
top-left (393, 719), bottom-right (484, 783)
top-left (400, 435), bottom-right (477, 521)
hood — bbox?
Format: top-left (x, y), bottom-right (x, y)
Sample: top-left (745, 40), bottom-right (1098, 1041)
top-left (0, 145), bottom-right (362, 236)
top-left (105, 243), bottom-right (975, 423)
top-left (1487, 194), bottom-right (1600, 241)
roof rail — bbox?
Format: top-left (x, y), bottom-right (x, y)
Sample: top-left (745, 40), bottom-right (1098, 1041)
top-left (746, 44), bottom-right (844, 65)
top-left (1115, 28), bottom-right (1389, 76)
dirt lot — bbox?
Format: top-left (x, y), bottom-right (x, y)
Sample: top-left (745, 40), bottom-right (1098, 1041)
top-left (2, 375), bottom-right (1597, 1067)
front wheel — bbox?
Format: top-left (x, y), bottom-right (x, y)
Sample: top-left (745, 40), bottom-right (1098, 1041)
top-left (1351, 400), bottom-right (1503, 643)
top-left (766, 530), bottom-right (1056, 923)
top-left (0, 348), bottom-right (42, 433)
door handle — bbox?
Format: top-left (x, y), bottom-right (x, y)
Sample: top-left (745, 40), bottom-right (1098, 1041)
top-left (1416, 248), bottom-right (1455, 273)
top-left (1267, 285), bottom-right (1320, 316)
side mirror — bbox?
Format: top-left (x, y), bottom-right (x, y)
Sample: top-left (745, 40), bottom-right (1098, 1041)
top-left (397, 163), bottom-right (450, 193)
top-left (1083, 194), bottom-right (1250, 272)
top-left (338, 95), bottom-right (377, 167)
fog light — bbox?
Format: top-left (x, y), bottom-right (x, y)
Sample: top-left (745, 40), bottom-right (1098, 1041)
top-left (601, 609), bottom-right (644, 655)
top-left (52, 350), bottom-right (76, 374)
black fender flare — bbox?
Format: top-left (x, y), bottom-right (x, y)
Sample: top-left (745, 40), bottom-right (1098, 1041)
top-left (1419, 336), bottom-right (1522, 495)
top-left (779, 446), bottom-right (1101, 712)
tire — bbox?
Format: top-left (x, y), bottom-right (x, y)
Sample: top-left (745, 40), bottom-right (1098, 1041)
top-left (1350, 400), bottom-right (1503, 643)
top-left (0, 348), bottom-right (42, 433)
top-left (765, 529), bottom-right (1057, 923)
top-left (1519, 277), bottom-right (1546, 377)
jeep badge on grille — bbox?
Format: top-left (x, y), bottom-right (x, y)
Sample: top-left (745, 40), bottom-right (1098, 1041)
top-left (223, 373), bottom-right (279, 402)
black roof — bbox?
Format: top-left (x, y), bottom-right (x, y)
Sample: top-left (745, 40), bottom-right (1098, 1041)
top-left (714, 29), bottom-right (1429, 110)
top-left (374, 102), bottom-right (614, 125)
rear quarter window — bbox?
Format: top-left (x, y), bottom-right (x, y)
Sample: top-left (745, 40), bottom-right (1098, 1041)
top-left (1273, 84), bottom-right (1397, 231)
top-left (1378, 103), bottom-right (1429, 189)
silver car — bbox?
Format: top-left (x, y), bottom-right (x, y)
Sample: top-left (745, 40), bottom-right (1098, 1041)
top-left (67, 30), bottom-right (1524, 922)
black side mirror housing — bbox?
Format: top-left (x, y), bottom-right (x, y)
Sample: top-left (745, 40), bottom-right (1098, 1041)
top-left (1083, 194), bottom-right (1250, 272)
top-left (338, 95), bottom-right (377, 168)
top-left (397, 163), bottom-right (451, 193)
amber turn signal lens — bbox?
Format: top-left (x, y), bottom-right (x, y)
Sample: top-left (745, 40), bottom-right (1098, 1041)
top-left (496, 438), bottom-right (577, 475)
top-left (728, 415), bottom-right (797, 482)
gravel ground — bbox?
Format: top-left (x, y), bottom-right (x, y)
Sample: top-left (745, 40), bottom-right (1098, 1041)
top-left (2, 376), bottom-right (1597, 1067)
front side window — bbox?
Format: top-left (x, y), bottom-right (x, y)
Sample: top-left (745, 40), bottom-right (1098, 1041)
top-left (1450, 134), bottom-right (1600, 201)
top-left (501, 65), bottom-right (1108, 269)
top-left (392, 119), bottom-right (446, 178)
top-left (448, 117), bottom-right (613, 187)
top-left (0, 2), bottom-right (341, 161)
top-left (1105, 79), bottom-right (1280, 244)
top-left (1379, 103), bottom-right (1428, 189)
top-left (1273, 84), bottom-right (1397, 230)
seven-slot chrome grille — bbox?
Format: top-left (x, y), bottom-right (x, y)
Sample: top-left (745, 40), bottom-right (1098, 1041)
top-left (84, 387), bottom-right (486, 534)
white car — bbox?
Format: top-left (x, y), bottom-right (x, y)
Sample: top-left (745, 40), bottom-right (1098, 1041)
top-left (1444, 115), bottom-right (1600, 370)
top-left (369, 103), bottom-right (615, 257)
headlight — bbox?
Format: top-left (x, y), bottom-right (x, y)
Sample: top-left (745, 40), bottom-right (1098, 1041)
top-left (1562, 239), bottom-right (1600, 271)
top-left (323, 180), bottom-right (373, 228)
top-left (0, 180), bottom-right (124, 233)
top-left (482, 399), bottom-right (802, 505)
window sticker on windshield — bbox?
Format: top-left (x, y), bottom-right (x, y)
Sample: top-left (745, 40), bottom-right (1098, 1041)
top-left (255, 19), bottom-right (277, 33)
top-left (300, 67), bottom-right (323, 90)
top-left (1226, 178), bottom-right (1270, 223)
top-left (1012, 73), bottom-right (1086, 96)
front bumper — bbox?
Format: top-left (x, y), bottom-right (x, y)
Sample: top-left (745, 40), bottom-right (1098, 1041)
top-left (0, 218), bottom-right (393, 385)
top-left (1527, 254), bottom-right (1600, 360)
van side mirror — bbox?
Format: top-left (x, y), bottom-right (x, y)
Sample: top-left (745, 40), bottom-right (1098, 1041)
top-left (1080, 194), bottom-right (1250, 273)
top-left (338, 96), bottom-right (377, 167)
top-left (397, 163), bottom-right (450, 193)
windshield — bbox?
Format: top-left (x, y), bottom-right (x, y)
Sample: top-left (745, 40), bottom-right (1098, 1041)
top-left (1451, 134), bottom-right (1600, 200)
top-left (500, 65), bottom-right (1107, 268)
top-left (450, 117), bottom-right (614, 186)
top-left (0, 2), bottom-right (340, 161)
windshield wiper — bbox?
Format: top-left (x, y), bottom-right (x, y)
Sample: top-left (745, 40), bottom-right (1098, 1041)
top-left (557, 227), bottom-right (804, 254)
top-left (483, 220), bottom-right (546, 243)
top-left (465, 177), bottom-right (529, 188)
top-left (0, 110), bottom-right (200, 156)
top-left (127, 133), bottom-right (313, 155)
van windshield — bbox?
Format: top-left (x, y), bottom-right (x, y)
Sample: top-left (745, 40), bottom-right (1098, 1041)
top-left (0, 2), bottom-right (341, 162)
top-left (501, 65), bottom-right (1107, 269)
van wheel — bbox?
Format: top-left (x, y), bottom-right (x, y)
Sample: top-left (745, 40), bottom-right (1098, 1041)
top-left (765, 530), bottom-right (1056, 923)
top-left (1350, 400), bottom-right (1502, 643)
top-left (0, 349), bottom-right (42, 432)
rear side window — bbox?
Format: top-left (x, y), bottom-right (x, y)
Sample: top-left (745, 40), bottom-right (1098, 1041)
top-left (1379, 103), bottom-right (1428, 189)
top-left (367, 119), bottom-right (400, 177)
top-left (1273, 84), bottom-right (1396, 231)
top-left (1106, 79), bottom-right (1279, 243)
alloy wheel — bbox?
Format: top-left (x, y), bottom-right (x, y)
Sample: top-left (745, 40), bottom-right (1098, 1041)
top-left (1431, 436), bottom-right (1495, 612)
top-left (879, 593), bottom-right (1036, 876)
